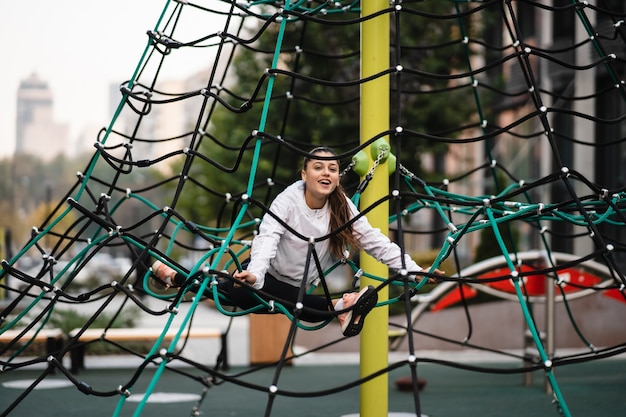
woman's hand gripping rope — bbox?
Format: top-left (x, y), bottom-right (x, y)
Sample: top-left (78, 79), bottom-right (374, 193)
top-left (232, 270), bottom-right (257, 287)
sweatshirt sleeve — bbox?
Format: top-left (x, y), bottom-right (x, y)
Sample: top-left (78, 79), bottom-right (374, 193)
top-left (245, 191), bottom-right (289, 289)
top-left (348, 198), bottom-right (422, 276)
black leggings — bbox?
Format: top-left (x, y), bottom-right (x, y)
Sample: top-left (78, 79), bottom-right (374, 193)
top-left (217, 274), bottom-right (332, 323)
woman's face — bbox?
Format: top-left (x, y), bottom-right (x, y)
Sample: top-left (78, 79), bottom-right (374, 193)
top-left (301, 151), bottom-right (340, 208)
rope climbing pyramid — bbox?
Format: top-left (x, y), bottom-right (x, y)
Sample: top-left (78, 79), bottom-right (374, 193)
top-left (1, 1), bottom-right (626, 416)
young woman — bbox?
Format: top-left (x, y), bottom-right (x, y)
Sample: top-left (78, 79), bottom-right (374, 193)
top-left (153, 146), bottom-right (436, 337)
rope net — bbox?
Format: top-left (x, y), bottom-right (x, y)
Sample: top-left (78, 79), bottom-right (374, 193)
top-left (1, 1), bottom-right (626, 416)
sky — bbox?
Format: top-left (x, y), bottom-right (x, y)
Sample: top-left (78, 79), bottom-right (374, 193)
top-left (1, 0), bottom-right (222, 158)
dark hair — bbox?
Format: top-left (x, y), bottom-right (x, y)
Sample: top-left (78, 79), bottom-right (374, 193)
top-left (304, 147), bottom-right (360, 259)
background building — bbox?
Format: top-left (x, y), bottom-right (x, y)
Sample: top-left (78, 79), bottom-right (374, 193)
top-left (15, 73), bottom-right (69, 161)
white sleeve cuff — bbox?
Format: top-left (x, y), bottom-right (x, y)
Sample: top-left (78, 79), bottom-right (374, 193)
top-left (252, 274), bottom-right (264, 289)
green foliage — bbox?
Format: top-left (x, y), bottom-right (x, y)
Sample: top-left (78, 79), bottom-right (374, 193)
top-left (47, 307), bottom-right (147, 356)
top-left (1, 307), bottom-right (142, 357)
top-left (0, 152), bottom-right (164, 248)
top-left (47, 307), bottom-right (138, 335)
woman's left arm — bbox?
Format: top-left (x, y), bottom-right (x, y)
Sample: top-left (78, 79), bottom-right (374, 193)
top-left (354, 218), bottom-right (421, 272)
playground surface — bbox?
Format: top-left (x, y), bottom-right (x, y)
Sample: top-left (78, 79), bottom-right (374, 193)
top-left (1, 351), bottom-right (625, 417)
top-left (2, 294), bottom-right (626, 416)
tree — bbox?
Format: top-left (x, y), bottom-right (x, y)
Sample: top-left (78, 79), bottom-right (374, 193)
top-left (174, 3), bottom-right (479, 228)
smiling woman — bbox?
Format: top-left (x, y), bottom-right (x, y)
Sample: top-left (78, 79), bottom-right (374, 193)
top-left (153, 147), bottom-right (439, 337)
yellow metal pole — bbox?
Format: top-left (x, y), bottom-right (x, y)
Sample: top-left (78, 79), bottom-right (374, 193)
top-left (360, 0), bottom-right (389, 416)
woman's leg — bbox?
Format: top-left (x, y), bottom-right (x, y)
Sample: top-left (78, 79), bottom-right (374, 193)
top-left (219, 274), bottom-right (331, 323)
top-left (152, 260), bottom-right (333, 323)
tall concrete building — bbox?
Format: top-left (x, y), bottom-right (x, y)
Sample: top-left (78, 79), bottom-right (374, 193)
top-left (15, 73), bottom-right (69, 161)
